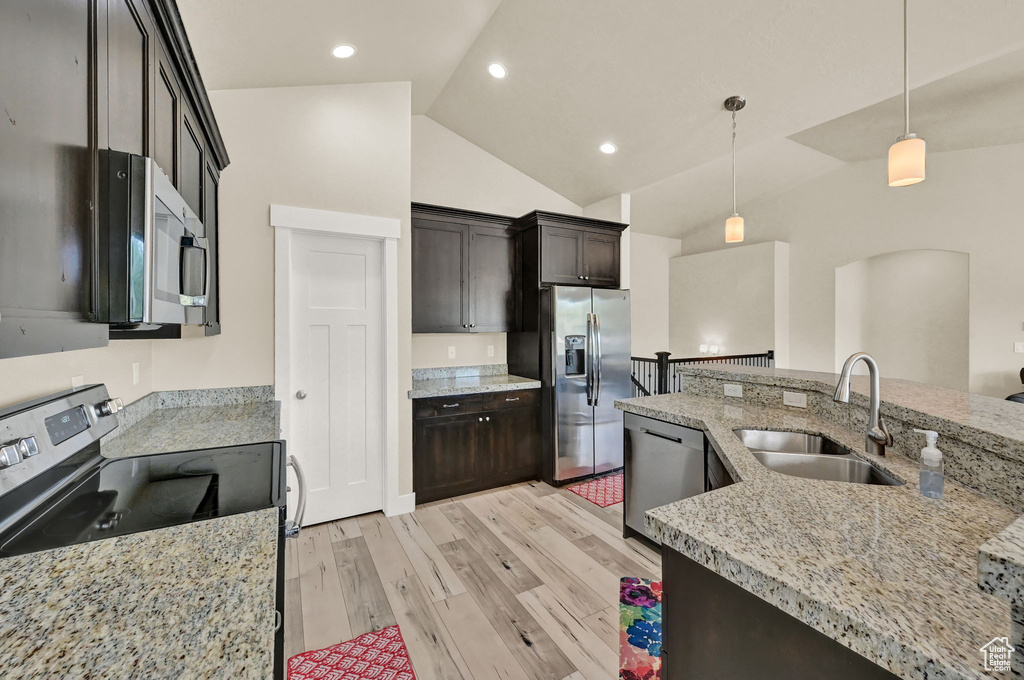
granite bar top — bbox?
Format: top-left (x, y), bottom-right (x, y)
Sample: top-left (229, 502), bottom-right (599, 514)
top-left (677, 364), bottom-right (1024, 463)
top-left (616, 391), bottom-right (1020, 680)
top-left (408, 374), bottom-right (541, 399)
top-left (101, 400), bottom-right (281, 459)
top-left (0, 507), bottom-right (279, 679)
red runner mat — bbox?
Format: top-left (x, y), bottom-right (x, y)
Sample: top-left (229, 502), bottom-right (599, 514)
top-left (288, 625), bottom-right (416, 680)
top-left (566, 471), bottom-right (623, 507)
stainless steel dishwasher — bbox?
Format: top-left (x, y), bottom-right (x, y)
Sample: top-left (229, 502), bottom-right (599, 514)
top-left (623, 412), bottom-right (706, 543)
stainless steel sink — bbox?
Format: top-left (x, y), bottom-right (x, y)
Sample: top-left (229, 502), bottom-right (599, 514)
top-left (734, 429), bottom-right (902, 486)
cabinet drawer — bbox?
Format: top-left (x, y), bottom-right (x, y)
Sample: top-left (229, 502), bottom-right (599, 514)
top-left (413, 394), bottom-right (486, 418)
top-left (482, 389), bottom-right (539, 411)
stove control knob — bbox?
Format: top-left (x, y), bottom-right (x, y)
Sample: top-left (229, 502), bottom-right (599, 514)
top-left (17, 437), bottom-right (39, 458)
top-left (0, 444), bottom-right (23, 469)
top-left (97, 398), bottom-right (124, 417)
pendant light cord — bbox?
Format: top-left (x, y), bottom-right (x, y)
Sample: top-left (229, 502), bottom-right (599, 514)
top-left (731, 110), bottom-right (738, 215)
top-left (903, 0), bottom-right (910, 136)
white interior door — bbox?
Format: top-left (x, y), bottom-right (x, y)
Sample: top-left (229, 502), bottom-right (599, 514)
top-left (288, 231), bottom-right (384, 524)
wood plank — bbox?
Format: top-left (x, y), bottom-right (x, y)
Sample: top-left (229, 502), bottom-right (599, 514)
top-left (333, 536), bottom-right (397, 636)
top-left (440, 539), bottom-right (577, 680)
top-left (284, 577), bottom-right (305, 658)
top-left (440, 502), bottom-right (543, 594)
top-left (518, 585), bottom-right (618, 680)
top-left (525, 480), bottom-right (556, 497)
top-left (573, 534), bottom-right (658, 581)
top-left (416, 504), bottom-right (463, 545)
top-left (582, 607), bottom-right (620, 652)
top-left (327, 516), bottom-right (362, 542)
top-left (484, 489), bottom-right (546, 533)
top-left (297, 524), bottom-right (352, 649)
top-left (510, 487), bottom-right (591, 542)
top-left (434, 593), bottom-right (532, 680)
top-left (388, 512), bottom-right (467, 602)
top-left (357, 513), bottom-right (416, 585)
top-left (384, 576), bottom-right (473, 680)
top-left (554, 486), bottom-right (622, 528)
top-left (527, 526), bottom-right (619, 608)
top-left (463, 494), bottom-right (607, 618)
top-left (284, 535), bottom-right (299, 580)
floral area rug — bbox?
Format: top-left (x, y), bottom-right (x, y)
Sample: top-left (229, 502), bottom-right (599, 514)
top-left (620, 577), bottom-right (663, 680)
top-left (288, 625), bottom-right (416, 680)
top-left (566, 471), bottom-right (624, 507)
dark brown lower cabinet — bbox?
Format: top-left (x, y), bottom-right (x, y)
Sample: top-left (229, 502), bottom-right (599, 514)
top-left (413, 390), bottom-right (540, 503)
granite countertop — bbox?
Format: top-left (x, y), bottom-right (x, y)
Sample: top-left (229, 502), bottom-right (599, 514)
top-left (408, 373), bottom-right (541, 399)
top-left (616, 391), bottom-right (1019, 680)
top-left (0, 507), bottom-right (279, 679)
top-left (101, 400), bottom-right (281, 459)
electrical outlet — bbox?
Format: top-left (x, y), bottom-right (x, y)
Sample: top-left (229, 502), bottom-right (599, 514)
top-left (71, 375), bottom-right (85, 388)
top-left (447, 346), bottom-right (457, 359)
top-left (724, 383), bottom-right (743, 398)
top-left (487, 345), bottom-right (494, 358)
top-left (132, 362), bottom-right (140, 385)
top-left (1015, 342), bottom-right (1024, 354)
top-left (783, 391), bottom-right (808, 408)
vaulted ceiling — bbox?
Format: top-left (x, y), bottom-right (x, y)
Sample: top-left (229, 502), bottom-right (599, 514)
top-left (178, 0), bottom-right (1024, 238)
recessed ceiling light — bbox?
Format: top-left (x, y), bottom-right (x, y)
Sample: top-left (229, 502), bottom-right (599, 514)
top-left (332, 44), bottom-right (357, 59)
top-left (488, 63), bottom-right (508, 79)
top-left (599, 143), bottom-right (617, 155)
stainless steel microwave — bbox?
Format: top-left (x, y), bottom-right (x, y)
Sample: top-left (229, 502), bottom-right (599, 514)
top-left (97, 151), bottom-right (208, 326)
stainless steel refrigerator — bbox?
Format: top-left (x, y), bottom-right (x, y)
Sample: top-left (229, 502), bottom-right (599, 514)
top-left (547, 286), bottom-right (631, 481)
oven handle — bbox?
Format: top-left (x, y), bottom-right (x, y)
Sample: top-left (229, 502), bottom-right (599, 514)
top-left (284, 455), bottom-right (307, 538)
top-left (178, 235), bottom-right (209, 308)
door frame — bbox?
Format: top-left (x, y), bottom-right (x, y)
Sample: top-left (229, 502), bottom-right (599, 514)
top-left (271, 203), bottom-right (411, 517)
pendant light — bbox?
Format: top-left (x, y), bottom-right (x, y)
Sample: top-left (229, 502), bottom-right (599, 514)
top-left (888, 0), bottom-right (925, 186)
top-left (724, 96), bottom-right (746, 243)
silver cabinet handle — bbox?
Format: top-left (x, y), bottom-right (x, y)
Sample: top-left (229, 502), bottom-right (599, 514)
top-left (462, 324), bottom-right (468, 328)
top-left (485, 416), bottom-right (490, 422)
top-left (584, 276), bottom-right (590, 280)
top-left (578, 275), bottom-right (584, 280)
top-left (442, 403), bottom-right (460, 409)
top-left (284, 455), bottom-right (307, 538)
top-left (469, 323), bottom-right (476, 328)
top-left (505, 397), bottom-right (520, 402)
top-left (478, 417), bottom-right (484, 422)
top-left (295, 390), bottom-right (307, 400)
top-left (275, 609), bottom-right (283, 632)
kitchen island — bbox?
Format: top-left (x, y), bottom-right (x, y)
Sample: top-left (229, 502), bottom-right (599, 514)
top-left (616, 367), bottom-right (1024, 680)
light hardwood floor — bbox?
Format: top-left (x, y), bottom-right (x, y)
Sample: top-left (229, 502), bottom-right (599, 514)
top-left (284, 480), bottom-right (661, 680)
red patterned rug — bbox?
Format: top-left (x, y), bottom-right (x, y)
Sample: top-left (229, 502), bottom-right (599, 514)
top-left (566, 472), bottom-right (623, 507)
top-left (288, 625), bottom-right (416, 680)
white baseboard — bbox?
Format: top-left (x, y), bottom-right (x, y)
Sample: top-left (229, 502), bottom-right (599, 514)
top-left (384, 492), bottom-right (416, 517)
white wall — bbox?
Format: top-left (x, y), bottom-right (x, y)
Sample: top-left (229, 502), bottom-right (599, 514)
top-left (628, 233), bottom-right (682, 357)
top-left (410, 115), bottom-right (580, 369)
top-left (675, 143), bottom-right (1024, 397)
top-left (835, 250), bottom-right (969, 391)
top-left (668, 241), bottom-right (790, 363)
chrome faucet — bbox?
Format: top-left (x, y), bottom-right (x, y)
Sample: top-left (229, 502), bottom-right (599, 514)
top-left (833, 352), bottom-right (893, 456)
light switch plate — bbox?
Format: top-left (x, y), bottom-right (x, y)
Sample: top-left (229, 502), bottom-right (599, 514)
top-left (724, 383), bottom-right (743, 398)
top-left (783, 391), bottom-right (808, 408)
top-left (447, 346), bottom-right (457, 359)
top-left (1015, 342), bottom-right (1024, 354)
top-left (487, 345), bottom-right (494, 357)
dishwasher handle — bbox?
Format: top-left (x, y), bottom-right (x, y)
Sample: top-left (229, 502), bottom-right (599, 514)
top-left (639, 427), bottom-right (683, 444)
top-left (284, 455), bottom-right (307, 538)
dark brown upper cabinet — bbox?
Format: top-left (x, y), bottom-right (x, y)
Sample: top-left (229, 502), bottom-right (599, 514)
top-left (518, 211), bottom-right (627, 288)
top-left (412, 204), bottom-right (521, 334)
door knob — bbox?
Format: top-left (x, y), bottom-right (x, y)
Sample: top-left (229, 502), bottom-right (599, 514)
top-left (296, 390), bottom-right (307, 400)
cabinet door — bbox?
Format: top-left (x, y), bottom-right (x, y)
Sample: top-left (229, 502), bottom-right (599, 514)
top-left (153, 45), bottom-right (180, 184)
top-left (106, 0), bottom-right (153, 155)
top-left (413, 414), bottom-right (481, 503)
top-left (179, 104), bottom-right (204, 218)
top-left (583, 231), bottom-right (620, 287)
top-left (412, 221), bottom-right (469, 333)
top-left (469, 226), bottom-right (517, 332)
top-left (540, 226), bottom-right (584, 285)
top-left (203, 162), bottom-right (221, 335)
top-left (486, 407), bottom-right (541, 484)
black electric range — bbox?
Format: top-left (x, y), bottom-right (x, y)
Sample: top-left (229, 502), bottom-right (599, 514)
top-left (0, 384), bottom-right (288, 679)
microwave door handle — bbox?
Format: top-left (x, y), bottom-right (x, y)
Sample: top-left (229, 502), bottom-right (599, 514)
top-left (179, 236), bottom-right (209, 307)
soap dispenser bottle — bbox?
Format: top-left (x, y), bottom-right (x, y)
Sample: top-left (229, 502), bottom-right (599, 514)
top-left (915, 429), bottom-right (944, 499)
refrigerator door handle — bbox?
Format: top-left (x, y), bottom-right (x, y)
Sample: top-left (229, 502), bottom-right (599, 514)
top-left (585, 313), bottom-right (594, 405)
top-left (594, 312), bottom-right (603, 406)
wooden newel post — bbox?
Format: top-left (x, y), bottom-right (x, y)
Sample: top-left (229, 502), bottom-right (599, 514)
top-left (655, 351), bottom-right (671, 395)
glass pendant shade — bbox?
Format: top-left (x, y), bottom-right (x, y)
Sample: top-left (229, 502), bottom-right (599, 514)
top-left (888, 136), bottom-right (926, 187)
top-left (725, 214), bottom-right (744, 243)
